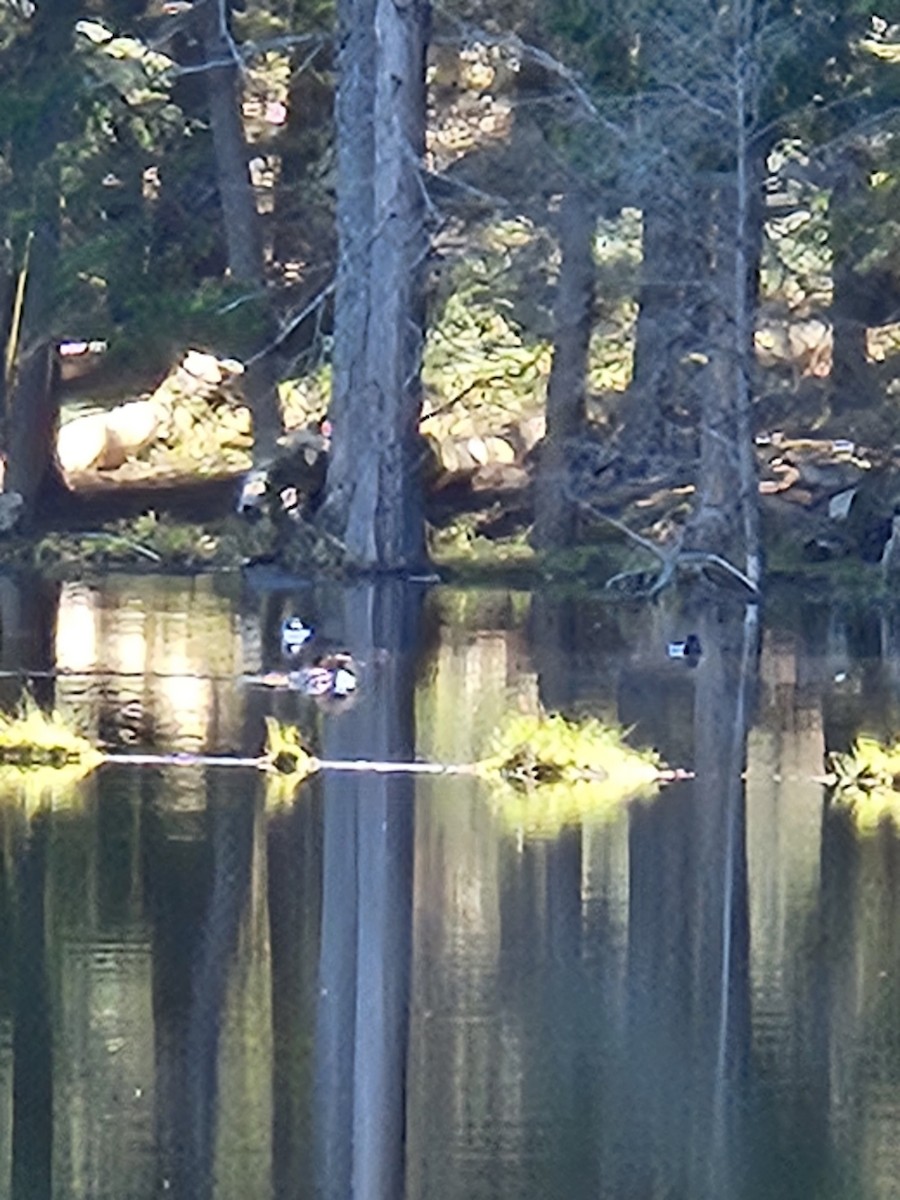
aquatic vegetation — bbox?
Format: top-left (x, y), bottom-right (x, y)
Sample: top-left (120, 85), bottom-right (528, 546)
top-left (0, 695), bottom-right (103, 771)
top-left (32, 512), bottom-right (274, 572)
top-left (481, 711), bottom-right (662, 786)
top-left (828, 736), bottom-right (900, 832)
top-left (478, 711), bottom-right (663, 835)
top-left (262, 716), bottom-right (320, 803)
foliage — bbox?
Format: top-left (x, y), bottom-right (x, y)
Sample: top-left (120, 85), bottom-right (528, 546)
top-left (829, 735), bottom-right (900, 831)
top-left (430, 514), bottom-right (534, 570)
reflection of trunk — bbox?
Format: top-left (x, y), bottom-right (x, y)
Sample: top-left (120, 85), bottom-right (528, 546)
top-left (533, 190), bottom-right (595, 550)
top-left (184, 783), bottom-right (257, 1200)
top-left (314, 581), bottom-right (420, 1197)
top-left (321, 0), bottom-right (430, 569)
top-left (197, 0), bottom-right (282, 460)
top-left (12, 813), bottom-right (52, 1200)
top-left (622, 603), bottom-right (754, 1199)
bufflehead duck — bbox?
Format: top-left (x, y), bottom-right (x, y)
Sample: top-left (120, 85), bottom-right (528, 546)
top-left (281, 616), bottom-right (315, 658)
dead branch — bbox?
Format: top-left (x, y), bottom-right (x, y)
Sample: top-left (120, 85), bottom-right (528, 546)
top-left (571, 493), bottom-right (761, 599)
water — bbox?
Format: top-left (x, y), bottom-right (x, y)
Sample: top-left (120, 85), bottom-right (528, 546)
top-left (1, 573), bottom-right (900, 1199)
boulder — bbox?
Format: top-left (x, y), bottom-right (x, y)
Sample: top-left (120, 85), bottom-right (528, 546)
top-left (58, 412), bottom-right (110, 473)
top-left (58, 399), bottom-right (163, 474)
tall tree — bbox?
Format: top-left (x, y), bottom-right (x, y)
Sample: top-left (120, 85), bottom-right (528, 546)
top-left (1, 1), bottom-right (80, 527)
top-left (320, 0), bottom-right (431, 571)
top-left (533, 187), bottom-right (596, 549)
top-left (682, 0), bottom-right (762, 586)
top-left (194, 0), bottom-right (283, 460)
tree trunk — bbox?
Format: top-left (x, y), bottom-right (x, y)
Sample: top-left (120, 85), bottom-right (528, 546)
top-left (625, 189), bottom-right (697, 456)
top-left (321, 0), bottom-right (430, 571)
top-left (622, 16), bottom-right (708, 464)
top-left (685, 13), bottom-right (761, 589)
top-left (317, 0), bottom-right (376, 537)
top-left (533, 189), bottom-right (595, 550)
top-left (197, 0), bottom-right (282, 460)
top-left (830, 154), bottom-right (874, 415)
top-left (1, 2), bottom-right (78, 528)
top-left (4, 174), bottom-right (69, 526)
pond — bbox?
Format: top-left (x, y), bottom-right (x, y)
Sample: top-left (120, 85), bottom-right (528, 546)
top-left (0, 572), bottom-right (899, 1200)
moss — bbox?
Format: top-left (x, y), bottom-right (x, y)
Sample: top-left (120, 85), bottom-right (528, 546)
top-left (27, 512), bottom-right (276, 575)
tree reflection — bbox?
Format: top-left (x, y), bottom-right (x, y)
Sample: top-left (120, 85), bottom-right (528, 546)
top-left (622, 601), bottom-right (757, 1200)
top-left (314, 581), bottom-right (421, 1200)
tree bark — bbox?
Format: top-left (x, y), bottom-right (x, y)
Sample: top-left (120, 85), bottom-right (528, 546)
top-left (625, 188), bottom-right (701, 457)
top-left (533, 189), bottom-right (595, 550)
top-left (830, 153), bottom-right (874, 415)
top-left (317, 0), bottom-right (377, 537)
top-left (1, 2), bottom-right (77, 527)
top-left (197, 0), bottom-right (282, 460)
top-left (321, 0), bottom-right (430, 571)
top-left (682, 0), bottom-right (761, 587)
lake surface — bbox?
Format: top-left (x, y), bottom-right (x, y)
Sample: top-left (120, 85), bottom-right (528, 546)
top-left (1, 572), bottom-right (900, 1200)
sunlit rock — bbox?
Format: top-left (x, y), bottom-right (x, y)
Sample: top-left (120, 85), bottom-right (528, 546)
top-left (58, 400), bottom-right (162, 474)
top-left (58, 412), bottom-right (109, 473)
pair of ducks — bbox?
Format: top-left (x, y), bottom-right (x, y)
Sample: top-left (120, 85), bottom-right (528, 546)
top-left (279, 617), bottom-right (358, 699)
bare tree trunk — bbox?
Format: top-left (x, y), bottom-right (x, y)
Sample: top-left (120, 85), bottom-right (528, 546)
top-left (830, 152), bottom-right (874, 415)
top-left (533, 189), bottom-right (595, 549)
top-left (732, 41), bottom-right (762, 590)
top-left (197, 0), bottom-right (282, 461)
top-left (625, 186), bottom-right (709, 460)
top-left (623, 16), bottom-right (709, 465)
top-left (1, 2), bottom-right (77, 528)
top-left (4, 175), bottom-right (69, 526)
top-left (317, 0), bottom-right (376, 537)
top-left (321, 0), bottom-right (430, 571)
top-left (685, 0), bottom-right (761, 588)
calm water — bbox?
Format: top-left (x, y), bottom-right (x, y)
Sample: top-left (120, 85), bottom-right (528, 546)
top-left (1, 573), bottom-right (900, 1200)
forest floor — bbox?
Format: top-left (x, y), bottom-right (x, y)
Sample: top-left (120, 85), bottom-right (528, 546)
top-left (8, 353), bottom-right (895, 584)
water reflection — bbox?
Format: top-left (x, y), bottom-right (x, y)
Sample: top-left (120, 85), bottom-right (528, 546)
top-left (3, 576), bottom-right (900, 1197)
top-left (315, 582), bottom-right (419, 1200)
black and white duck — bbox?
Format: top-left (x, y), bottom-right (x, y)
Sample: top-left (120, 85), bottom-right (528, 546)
top-left (280, 616), bottom-right (315, 659)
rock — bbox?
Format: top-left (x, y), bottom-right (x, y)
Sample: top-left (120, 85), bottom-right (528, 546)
top-left (57, 399), bottom-right (162, 474)
top-left (58, 412), bottom-right (109, 473)
top-left (182, 350), bottom-right (224, 385)
top-left (829, 488), bottom-right (857, 521)
top-left (882, 515), bottom-right (900, 579)
top-left (104, 400), bottom-right (161, 463)
top-left (0, 492), bottom-right (23, 533)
